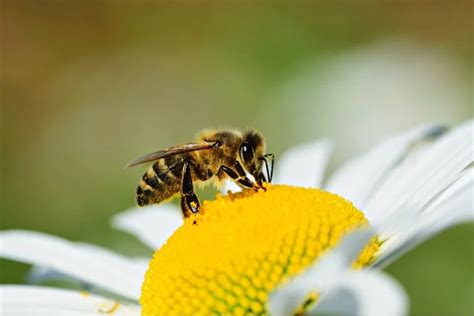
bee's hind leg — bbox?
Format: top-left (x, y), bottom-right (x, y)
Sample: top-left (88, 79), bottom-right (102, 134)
top-left (180, 161), bottom-right (200, 218)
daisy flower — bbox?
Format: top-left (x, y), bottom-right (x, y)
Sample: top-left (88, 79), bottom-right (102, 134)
top-left (1, 121), bottom-right (472, 316)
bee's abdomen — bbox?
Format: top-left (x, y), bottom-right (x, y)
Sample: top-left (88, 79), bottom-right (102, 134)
top-left (136, 160), bottom-right (181, 206)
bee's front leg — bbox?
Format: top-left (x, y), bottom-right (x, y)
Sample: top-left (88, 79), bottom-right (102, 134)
top-left (233, 160), bottom-right (266, 191)
top-left (219, 162), bottom-right (264, 191)
top-left (180, 161), bottom-right (200, 218)
top-left (258, 153), bottom-right (274, 183)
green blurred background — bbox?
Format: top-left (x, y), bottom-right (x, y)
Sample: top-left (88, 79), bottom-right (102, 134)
top-left (1, 1), bottom-right (473, 315)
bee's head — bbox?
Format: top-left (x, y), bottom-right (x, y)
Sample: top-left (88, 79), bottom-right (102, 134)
top-left (240, 130), bottom-right (266, 182)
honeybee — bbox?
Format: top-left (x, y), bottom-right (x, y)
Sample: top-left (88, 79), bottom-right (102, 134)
top-left (126, 129), bottom-right (274, 217)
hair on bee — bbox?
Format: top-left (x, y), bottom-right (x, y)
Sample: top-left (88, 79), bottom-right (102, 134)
top-left (127, 128), bottom-right (274, 218)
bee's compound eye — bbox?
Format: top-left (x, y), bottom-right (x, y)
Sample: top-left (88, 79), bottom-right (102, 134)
top-left (240, 142), bottom-right (254, 163)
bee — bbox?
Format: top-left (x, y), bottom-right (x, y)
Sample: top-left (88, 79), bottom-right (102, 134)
top-left (126, 129), bottom-right (274, 217)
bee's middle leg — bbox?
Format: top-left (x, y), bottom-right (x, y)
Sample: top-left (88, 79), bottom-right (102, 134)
top-left (180, 161), bottom-right (200, 217)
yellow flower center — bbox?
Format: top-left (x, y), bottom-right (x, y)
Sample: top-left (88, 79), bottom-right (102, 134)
top-left (140, 185), bottom-right (379, 316)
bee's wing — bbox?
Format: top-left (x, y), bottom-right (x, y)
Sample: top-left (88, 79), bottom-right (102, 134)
top-left (125, 142), bottom-right (216, 168)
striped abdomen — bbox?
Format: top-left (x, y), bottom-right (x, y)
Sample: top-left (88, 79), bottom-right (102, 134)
top-left (136, 156), bottom-right (184, 206)
top-left (136, 153), bottom-right (217, 207)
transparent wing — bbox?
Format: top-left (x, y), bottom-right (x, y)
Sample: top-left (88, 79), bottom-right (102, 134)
top-left (125, 142), bottom-right (215, 168)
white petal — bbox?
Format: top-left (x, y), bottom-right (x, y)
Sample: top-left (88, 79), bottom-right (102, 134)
top-left (273, 139), bottom-right (333, 187)
top-left (269, 228), bottom-right (407, 316)
top-left (0, 230), bottom-right (142, 300)
top-left (269, 228), bottom-right (374, 316)
top-left (27, 266), bottom-right (77, 285)
top-left (365, 120), bottom-right (473, 227)
top-left (326, 124), bottom-right (446, 209)
top-left (112, 204), bottom-right (183, 250)
top-left (424, 168), bottom-right (474, 225)
top-left (27, 257), bottom-right (149, 287)
top-left (374, 168), bottom-right (473, 268)
top-left (1, 285), bottom-right (140, 316)
top-left (309, 269), bottom-right (408, 316)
